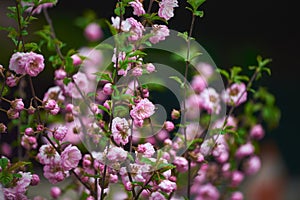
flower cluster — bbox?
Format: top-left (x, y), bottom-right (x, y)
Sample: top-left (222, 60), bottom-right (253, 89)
top-left (0, 0), bottom-right (280, 199)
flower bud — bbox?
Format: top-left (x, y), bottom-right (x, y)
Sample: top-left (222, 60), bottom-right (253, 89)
top-left (103, 83), bottom-right (113, 95)
top-left (25, 127), bottom-right (34, 136)
top-left (0, 123), bottom-right (7, 133)
top-left (31, 174), bottom-right (40, 186)
top-left (11, 98), bottom-right (24, 111)
top-left (50, 187), bottom-right (61, 199)
top-left (171, 109), bottom-right (180, 120)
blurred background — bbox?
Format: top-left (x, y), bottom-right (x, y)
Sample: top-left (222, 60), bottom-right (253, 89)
top-left (0, 0), bottom-right (299, 199)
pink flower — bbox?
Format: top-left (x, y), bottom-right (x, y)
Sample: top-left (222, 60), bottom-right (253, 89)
top-left (43, 86), bottom-right (65, 102)
top-left (149, 191), bottom-right (166, 200)
top-left (149, 25), bottom-right (170, 44)
top-left (146, 63), bottom-right (156, 73)
top-left (191, 75), bottom-right (207, 93)
top-left (54, 68), bottom-right (67, 80)
top-left (24, 127), bottom-right (34, 136)
top-left (50, 186), bottom-right (61, 199)
top-left (230, 191), bottom-right (244, 200)
top-left (222, 83), bottom-right (247, 106)
top-left (9, 52), bottom-right (26, 74)
top-left (61, 145), bottom-right (82, 171)
top-left (107, 146), bottom-right (128, 162)
top-left (53, 126), bottom-right (68, 141)
top-left (112, 117), bottom-right (131, 145)
top-left (164, 121), bottom-right (175, 132)
top-left (231, 171), bottom-right (244, 187)
top-left (7, 108), bottom-right (19, 119)
top-left (250, 124), bottom-right (265, 140)
top-left (19, 52), bottom-right (44, 77)
top-left (84, 23), bottom-right (103, 41)
top-left (103, 83), bottom-right (113, 95)
top-left (130, 98), bottom-right (155, 127)
top-left (158, 180), bottom-right (177, 193)
top-left (30, 174), bottom-right (40, 186)
top-left (111, 16), bottom-right (131, 32)
top-left (158, 0), bottom-right (178, 20)
top-left (127, 17), bottom-right (145, 41)
top-left (11, 98), bottom-right (24, 111)
top-left (66, 71), bottom-right (89, 99)
top-left (44, 99), bottom-right (60, 115)
top-left (71, 54), bottom-right (82, 66)
top-left (243, 156), bottom-right (261, 175)
top-left (196, 183), bottom-right (220, 200)
top-left (37, 144), bottom-right (60, 165)
top-left (15, 172), bottom-right (32, 193)
top-left (21, 135), bottom-right (37, 150)
top-left (235, 143), bottom-right (255, 159)
top-left (132, 67), bottom-right (143, 76)
top-left (43, 160), bottom-right (69, 184)
top-left (212, 143), bottom-right (229, 163)
top-left (173, 156), bottom-right (188, 172)
top-left (137, 142), bottom-right (155, 158)
top-left (6, 74), bottom-right (17, 87)
top-left (129, 0), bottom-right (145, 16)
top-left (199, 87), bottom-right (221, 114)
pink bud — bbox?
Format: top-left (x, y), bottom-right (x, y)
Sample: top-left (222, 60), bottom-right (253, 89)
top-left (125, 181), bottom-right (133, 191)
top-left (0, 123), bottom-right (7, 133)
top-left (71, 54), bottom-right (82, 66)
top-left (250, 124), bottom-right (265, 140)
top-left (36, 124), bottom-right (44, 132)
top-left (164, 121), bottom-right (175, 132)
top-left (50, 187), bottom-right (61, 199)
top-left (6, 74), bottom-right (17, 87)
top-left (53, 126), bottom-right (68, 141)
top-left (146, 63), bottom-right (155, 73)
top-left (84, 23), bottom-right (103, 41)
top-left (45, 99), bottom-right (57, 110)
top-left (230, 191), bottom-right (244, 200)
top-left (54, 68), bottom-right (67, 80)
top-left (103, 100), bottom-right (111, 110)
top-left (27, 106), bottom-right (35, 114)
top-left (231, 171), bottom-right (244, 187)
top-left (11, 98), bottom-right (24, 111)
top-left (25, 127), bottom-right (34, 136)
top-left (103, 83), bottom-right (113, 95)
top-left (65, 103), bottom-right (74, 113)
top-left (171, 109), bottom-right (180, 120)
top-left (235, 143), bottom-right (255, 159)
top-left (31, 174), bottom-right (40, 186)
top-left (7, 108), bottom-right (19, 119)
top-left (132, 67), bottom-right (143, 76)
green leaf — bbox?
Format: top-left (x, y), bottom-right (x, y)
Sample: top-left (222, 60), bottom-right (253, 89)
top-left (65, 57), bottom-right (74, 74)
top-left (0, 158), bottom-right (8, 169)
top-left (217, 68), bottom-right (229, 80)
top-left (139, 157), bottom-right (155, 166)
top-left (98, 105), bottom-right (110, 115)
top-left (194, 10), bottom-right (204, 17)
top-left (63, 77), bottom-right (72, 85)
top-left (169, 76), bottom-right (185, 88)
top-left (177, 32), bottom-right (189, 42)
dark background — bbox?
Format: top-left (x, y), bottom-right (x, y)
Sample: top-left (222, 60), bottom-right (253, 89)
top-left (0, 0), bottom-right (299, 180)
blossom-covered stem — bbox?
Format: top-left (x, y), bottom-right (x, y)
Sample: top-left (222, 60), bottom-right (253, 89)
top-left (15, 1), bottom-right (25, 51)
top-left (134, 172), bottom-right (155, 200)
top-left (43, 8), bottom-right (64, 60)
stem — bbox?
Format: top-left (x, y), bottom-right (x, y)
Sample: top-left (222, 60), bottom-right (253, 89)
top-left (15, 1), bottom-right (25, 51)
top-left (134, 173), bottom-right (155, 200)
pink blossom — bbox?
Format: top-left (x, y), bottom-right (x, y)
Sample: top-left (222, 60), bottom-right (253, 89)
top-left (173, 156), bottom-right (188, 172)
top-left (185, 94), bottom-right (201, 119)
top-left (112, 117), bottom-right (131, 145)
top-left (250, 124), bottom-right (265, 140)
top-left (127, 17), bottom-right (145, 41)
top-left (129, 0), bottom-right (145, 16)
top-left (158, 180), bottom-right (177, 193)
top-left (84, 23), bottom-right (103, 41)
top-left (54, 68), bottom-right (67, 80)
top-left (130, 98), bottom-right (155, 127)
top-left (137, 142), bottom-right (155, 158)
top-left (23, 1), bottom-right (57, 15)
top-left (53, 126), bottom-right (68, 141)
top-left (44, 99), bottom-right (57, 110)
top-left (132, 67), bottom-right (143, 76)
top-left (191, 75), bottom-right (207, 93)
top-left (37, 144), bottom-right (60, 165)
top-left (15, 172), bottom-right (32, 193)
top-left (149, 191), bottom-right (166, 200)
top-left (146, 63), bottom-right (156, 73)
top-left (106, 146), bottom-right (128, 162)
top-left (111, 16), bottom-right (131, 32)
top-left (212, 143), bottom-right (229, 163)
top-left (65, 71), bottom-right (89, 99)
top-left (243, 156), bottom-right (261, 175)
top-left (50, 186), bottom-right (61, 199)
top-left (30, 174), bottom-right (40, 186)
top-left (21, 135), bottom-right (37, 150)
top-left (196, 62), bottom-right (214, 80)
top-left (22, 52), bottom-right (45, 77)
top-left (235, 143), bottom-right (255, 159)
top-left (103, 83), bottom-right (113, 95)
top-left (230, 191), bottom-right (244, 200)
top-left (231, 171), bottom-right (244, 187)
top-left (149, 25), bottom-right (170, 44)
top-left (196, 183), bottom-right (220, 200)
top-left (43, 86), bottom-right (65, 102)
top-left (71, 54), bottom-right (82, 66)
top-left (164, 121), bottom-right (175, 132)
top-left (199, 87), bottom-right (221, 114)
top-left (11, 98), bottom-right (24, 111)
top-left (9, 52), bottom-right (26, 74)
top-left (24, 127), bottom-right (34, 136)
top-left (61, 145), bottom-right (82, 171)
top-left (222, 83), bottom-right (247, 106)
top-left (158, 0), bottom-right (178, 20)
top-left (43, 161), bottom-right (69, 184)
top-left (6, 74), bottom-right (17, 87)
